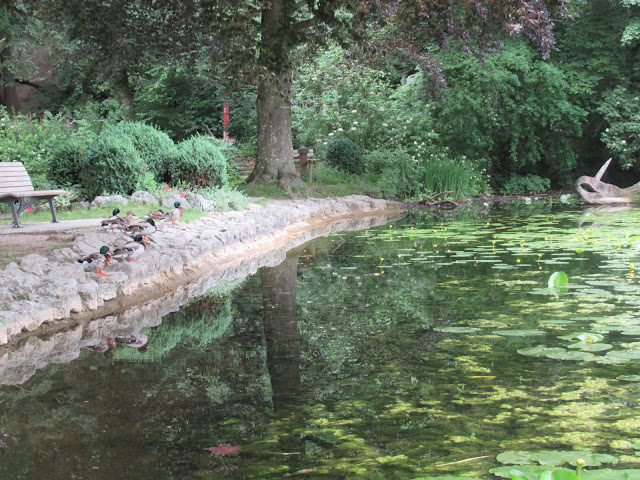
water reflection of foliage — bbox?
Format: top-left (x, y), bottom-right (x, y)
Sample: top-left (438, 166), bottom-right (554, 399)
top-left (113, 279), bottom-right (243, 362)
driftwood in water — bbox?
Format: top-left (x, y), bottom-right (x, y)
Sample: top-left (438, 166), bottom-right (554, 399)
top-left (410, 190), bottom-right (460, 210)
top-left (575, 158), bottom-right (640, 204)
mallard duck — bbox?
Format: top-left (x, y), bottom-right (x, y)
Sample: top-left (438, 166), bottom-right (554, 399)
top-left (77, 245), bottom-right (113, 276)
top-left (124, 218), bottom-right (157, 239)
top-left (162, 201), bottom-right (184, 226)
top-left (112, 235), bottom-right (147, 262)
top-left (101, 208), bottom-right (122, 232)
top-left (145, 208), bottom-right (165, 220)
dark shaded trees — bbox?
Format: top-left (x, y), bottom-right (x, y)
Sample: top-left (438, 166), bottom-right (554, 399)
top-left (33, 0), bottom-right (572, 190)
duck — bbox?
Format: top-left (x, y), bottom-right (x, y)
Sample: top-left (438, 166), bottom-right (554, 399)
top-left (162, 201), bottom-right (184, 226)
top-left (101, 208), bottom-right (122, 232)
top-left (124, 218), bottom-right (157, 240)
top-left (145, 208), bottom-right (165, 220)
top-left (112, 234), bottom-right (147, 262)
top-left (77, 245), bottom-right (113, 276)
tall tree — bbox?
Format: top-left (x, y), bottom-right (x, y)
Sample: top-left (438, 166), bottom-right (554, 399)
top-left (36, 0), bottom-right (571, 190)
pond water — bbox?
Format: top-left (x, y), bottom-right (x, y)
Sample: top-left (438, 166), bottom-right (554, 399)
top-left (3, 203), bottom-right (640, 479)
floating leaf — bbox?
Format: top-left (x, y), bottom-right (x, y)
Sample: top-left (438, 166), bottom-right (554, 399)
top-left (530, 451), bottom-right (617, 467)
top-left (546, 351), bottom-right (593, 361)
top-left (434, 327), bottom-right (482, 333)
top-left (548, 272), bottom-right (569, 288)
top-left (567, 342), bottom-right (612, 352)
top-left (493, 330), bottom-right (546, 337)
top-left (496, 451), bottom-right (535, 465)
top-left (203, 444), bottom-right (242, 456)
top-left (558, 332), bottom-right (604, 343)
top-left (518, 346), bottom-right (566, 356)
top-left (606, 350), bottom-right (640, 360)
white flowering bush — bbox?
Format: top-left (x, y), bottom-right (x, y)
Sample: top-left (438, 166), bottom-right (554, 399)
top-left (598, 86), bottom-right (640, 170)
top-left (0, 107), bottom-right (100, 188)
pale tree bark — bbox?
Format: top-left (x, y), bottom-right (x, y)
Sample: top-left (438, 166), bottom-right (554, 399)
top-left (246, 0), bottom-right (303, 190)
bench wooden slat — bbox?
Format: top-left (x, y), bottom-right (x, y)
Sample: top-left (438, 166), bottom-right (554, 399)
top-left (0, 180), bottom-right (34, 189)
top-left (0, 161), bottom-right (66, 227)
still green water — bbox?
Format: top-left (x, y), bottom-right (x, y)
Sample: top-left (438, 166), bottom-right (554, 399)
top-left (3, 204), bottom-right (640, 479)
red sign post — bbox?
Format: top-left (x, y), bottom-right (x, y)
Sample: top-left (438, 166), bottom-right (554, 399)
top-left (223, 103), bottom-right (230, 142)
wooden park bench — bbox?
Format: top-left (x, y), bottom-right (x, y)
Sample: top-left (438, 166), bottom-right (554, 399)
top-left (0, 162), bottom-right (66, 228)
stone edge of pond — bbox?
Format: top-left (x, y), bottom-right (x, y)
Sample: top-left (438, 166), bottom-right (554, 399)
top-left (0, 195), bottom-right (405, 347)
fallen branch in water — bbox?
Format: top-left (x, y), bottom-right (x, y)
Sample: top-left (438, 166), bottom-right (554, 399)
top-left (434, 455), bottom-right (491, 467)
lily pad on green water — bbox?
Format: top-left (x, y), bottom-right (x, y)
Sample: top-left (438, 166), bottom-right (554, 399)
top-left (518, 346), bottom-right (566, 356)
top-left (546, 350), bottom-right (594, 361)
top-left (530, 451), bottom-right (617, 467)
top-left (493, 330), bottom-right (546, 337)
top-left (434, 327), bottom-right (482, 333)
top-left (606, 350), bottom-right (640, 360)
top-left (567, 342), bottom-right (613, 352)
top-left (558, 332), bottom-right (604, 343)
top-left (548, 272), bottom-right (569, 289)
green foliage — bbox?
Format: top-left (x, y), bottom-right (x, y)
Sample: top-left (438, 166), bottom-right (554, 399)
top-left (325, 137), bottom-right (365, 175)
top-left (392, 155), bottom-right (491, 200)
top-left (103, 121), bottom-right (177, 181)
top-left (499, 174), bottom-right (551, 195)
top-left (78, 131), bottom-right (146, 198)
top-left (0, 108), bottom-right (100, 188)
top-left (170, 135), bottom-right (229, 188)
top-left (430, 42), bottom-right (586, 188)
top-left (47, 136), bottom-right (90, 187)
top-left (598, 86), bottom-right (640, 170)
top-left (133, 63), bottom-right (225, 141)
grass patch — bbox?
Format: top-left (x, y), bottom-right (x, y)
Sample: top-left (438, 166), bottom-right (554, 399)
top-left (0, 203), bottom-right (207, 226)
top-left (237, 164), bottom-right (382, 199)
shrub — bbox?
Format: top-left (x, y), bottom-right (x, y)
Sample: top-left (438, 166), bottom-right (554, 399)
top-left (169, 135), bottom-right (229, 188)
top-left (325, 138), bottom-right (365, 175)
top-left (78, 132), bottom-right (146, 198)
top-left (47, 137), bottom-right (87, 187)
top-left (499, 174), bottom-right (551, 195)
top-left (101, 122), bottom-right (177, 181)
top-left (365, 148), bottom-right (411, 175)
top-left (392, 155), bottom-right (491, 200)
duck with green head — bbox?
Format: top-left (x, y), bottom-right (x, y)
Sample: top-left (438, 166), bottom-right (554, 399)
top-left (125, 218), bottom-right (157, 240)
top-left (77, 246), bottom-right (113, 276)
top-left (163, 201), bottom-right (184, 226)
top-left (112, 235), bottom-right (147, 262)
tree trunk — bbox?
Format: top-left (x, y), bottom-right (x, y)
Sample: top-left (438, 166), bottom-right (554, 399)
top-left (246, 0), bottom-right (303, 190)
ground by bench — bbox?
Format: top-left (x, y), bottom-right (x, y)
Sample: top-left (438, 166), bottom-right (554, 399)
top-left (0, 162), bottom-right (66, 228)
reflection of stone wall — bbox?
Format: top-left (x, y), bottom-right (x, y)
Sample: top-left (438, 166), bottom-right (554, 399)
top-left (0, 196), bottom-right (404, 385)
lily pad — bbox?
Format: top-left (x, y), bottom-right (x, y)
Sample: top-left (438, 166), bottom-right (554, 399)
top-left (548, 272), bottom-right (569, 288)
top-left (530, 451), bottom-right (618, 467)
top-left (518, 346), bottom-right (566, 356)
top-left (546, 351), bottom-right (594, 361)
top-left (606, 350), bottom-right (640, 360)
top-left (496, 450), bottom-right (536, 465)
top-left (434, 327), bottom-right (482, 333)
top-left (567, 342), bottom-right (612, 352)
top-left (493, 330), bottom-right (546, 337)
top-left (558, 332), bottom-right (604, 343)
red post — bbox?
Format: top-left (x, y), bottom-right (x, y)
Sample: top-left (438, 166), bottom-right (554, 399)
top-left (223, 103), bottom-right (230, 142)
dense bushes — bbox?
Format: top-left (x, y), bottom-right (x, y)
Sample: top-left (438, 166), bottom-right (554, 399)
top-left (78, 132), bottom-right (146, 198)
top-left (47, 138), bottom-right (87, 187)
top-left (325, 138), bottom-right (365, 175)
top-left (168, 135), bottom-right (229, 188)
top-left (103, 122), bottom-right (177, 181)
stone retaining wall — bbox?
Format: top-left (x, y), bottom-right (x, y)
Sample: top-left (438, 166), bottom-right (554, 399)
top-left (0, 196), bottom-right (405, 348)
